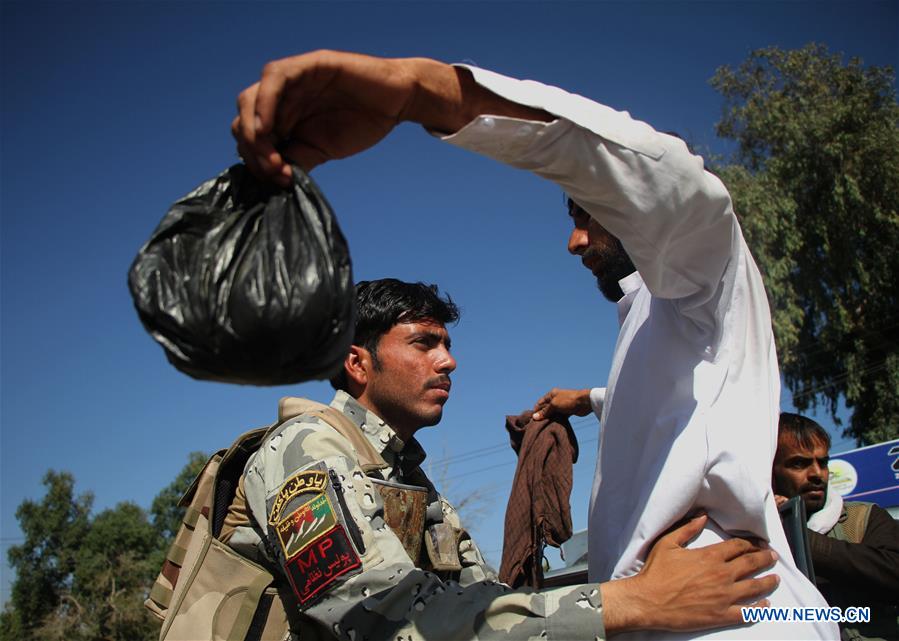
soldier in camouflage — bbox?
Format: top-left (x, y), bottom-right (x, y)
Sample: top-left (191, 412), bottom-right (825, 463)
top-left (225, 279), bottom-right (608, 639)
top-left (222, 278), bottom-right (778, 640)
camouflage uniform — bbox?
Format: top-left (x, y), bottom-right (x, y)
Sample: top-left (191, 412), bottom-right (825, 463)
top-left (228, 390), bottom-right (606, 641)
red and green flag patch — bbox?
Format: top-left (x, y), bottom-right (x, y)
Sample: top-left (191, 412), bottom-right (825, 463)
top-left (276, 492), bottom-right (338, 560)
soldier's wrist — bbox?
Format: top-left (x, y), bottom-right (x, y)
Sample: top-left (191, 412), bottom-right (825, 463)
top-left (600, 576), bottom-right (655, 634)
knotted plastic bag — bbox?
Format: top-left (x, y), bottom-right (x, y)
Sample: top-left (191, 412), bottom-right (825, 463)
top-left (128, 164), bottom-right (354, 385)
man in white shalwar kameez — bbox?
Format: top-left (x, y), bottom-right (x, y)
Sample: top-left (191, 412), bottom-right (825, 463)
top-left (451, 62), bottom-right (836, 641)
top-left (524, 86), bottom-right (838, 641)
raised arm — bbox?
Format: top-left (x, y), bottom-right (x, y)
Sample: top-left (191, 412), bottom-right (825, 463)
top-left (232, 50), bottom-right (549, 185)
top-left (234, 50), bottom-right (742, 325)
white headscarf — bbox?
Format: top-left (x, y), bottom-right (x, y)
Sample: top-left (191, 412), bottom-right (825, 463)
top-left (807, 487), bottom-right (843, 534)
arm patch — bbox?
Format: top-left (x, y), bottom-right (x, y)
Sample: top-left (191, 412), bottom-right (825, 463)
top-left (265, 462), bottom-right (364, 607)
top-left (268, 469), bottom-right (328, 525)
top-left (284, 525), bottom-right (361, 604)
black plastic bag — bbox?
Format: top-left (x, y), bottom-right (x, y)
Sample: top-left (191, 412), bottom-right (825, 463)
top-left (128, 164), bottom-right (354, 385)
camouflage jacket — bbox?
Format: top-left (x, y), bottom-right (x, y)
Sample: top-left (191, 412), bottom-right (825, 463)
top-left (228, 391), bottom-right (606, 641)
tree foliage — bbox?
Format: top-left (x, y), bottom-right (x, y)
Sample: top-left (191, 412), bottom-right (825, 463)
top-left (1, 471), bottom-right (91, 640)
top-left (711, 44), bottom-right (899, 444)
top-left (150, 451), bottom-right (209, 542)
top-left (1, 453), bottom-right (207, 641)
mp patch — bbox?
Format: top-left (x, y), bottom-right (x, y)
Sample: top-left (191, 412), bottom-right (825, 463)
top-left (276, 492), bottom-right (337, 560)
top-left (284, 524), bottom-right (362, 605)
top-left (269, 469), bottom-right (328, 525)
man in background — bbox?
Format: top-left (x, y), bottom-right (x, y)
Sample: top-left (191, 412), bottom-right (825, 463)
top-left (773, 412), bottom-right (899, 639)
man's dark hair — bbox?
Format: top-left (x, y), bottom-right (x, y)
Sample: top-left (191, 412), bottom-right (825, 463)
top-left (330, 278), bottom-right (460, 391)
top-left (778, 412), bottom-right (832, 451)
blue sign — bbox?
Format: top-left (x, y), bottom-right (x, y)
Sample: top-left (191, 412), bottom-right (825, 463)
top-left (828, 439), bottom-right (899, 508)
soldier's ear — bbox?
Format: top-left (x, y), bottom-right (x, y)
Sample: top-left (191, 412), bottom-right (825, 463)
top-left (344, 345), bottom-right (370, 390)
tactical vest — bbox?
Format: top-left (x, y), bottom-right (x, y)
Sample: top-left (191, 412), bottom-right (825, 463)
top-left (145, 397), bottom-right (464, 641)
top-left (827, 502), bottom-right (873, 545)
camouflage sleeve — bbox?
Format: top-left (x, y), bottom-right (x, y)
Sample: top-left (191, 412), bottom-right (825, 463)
top-left (242, 416), bottom-right (607, 641)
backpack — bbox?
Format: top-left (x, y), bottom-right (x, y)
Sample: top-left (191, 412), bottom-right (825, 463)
top-left (145, 398), bottom-right (390, 641)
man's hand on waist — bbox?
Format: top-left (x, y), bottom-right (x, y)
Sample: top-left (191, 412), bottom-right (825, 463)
top-left (600, 513), bottom-right (779, 635)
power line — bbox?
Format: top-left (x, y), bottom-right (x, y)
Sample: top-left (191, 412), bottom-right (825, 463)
top-left (427, 415), bottom-right (599, 469)
top-left (430, 322), bottom-right (896, 471)
top-left (777, 322), bottom-right (899, 381)
top-left (435, 350), bottom-right (891, 472)
top-left (443, 436), bottom-right (599, 483)
top-left (434, 358), bottom-right (890, 478)
top-left (791, 359), bottom-right (887, 402)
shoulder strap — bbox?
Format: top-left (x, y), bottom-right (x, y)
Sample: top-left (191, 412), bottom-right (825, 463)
top-left (210, 424), bottom-right (282, 540)
top-left (279, 397), bottom-right (389, 472)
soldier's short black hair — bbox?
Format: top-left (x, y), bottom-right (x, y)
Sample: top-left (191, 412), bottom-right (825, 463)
top-left (778, 412), bottom-right (831, 452)
top-left (330, 278), bottom-right (459, 391)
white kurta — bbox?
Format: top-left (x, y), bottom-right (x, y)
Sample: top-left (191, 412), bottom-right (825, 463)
top-left (443, 66), bottom-right (837, 640)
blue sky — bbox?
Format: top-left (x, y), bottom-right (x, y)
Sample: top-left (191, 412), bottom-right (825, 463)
top-left (2, 0), bottom-right (897, 604)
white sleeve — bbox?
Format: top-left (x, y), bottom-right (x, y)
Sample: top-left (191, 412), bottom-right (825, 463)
top-left (589, 387), bottom-right (606, 418)
top-left (440, 65), bottom-right (744, 332)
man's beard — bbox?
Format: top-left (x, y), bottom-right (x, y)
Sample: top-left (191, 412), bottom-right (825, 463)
top-left (801, 482), bottom-right (828, 514)
top-left (585, 240), bottom-right (636, 302)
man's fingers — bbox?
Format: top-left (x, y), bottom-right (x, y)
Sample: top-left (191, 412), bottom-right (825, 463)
top-left (235, 129), bottom-right (291, 186)
top-left (234, 136), bottom-right (263, 176)
top-left (237, 83), bottom-right (261, 147)
top-left (704, 536), bottom-right (761, 563)
top-left (662, 512), bottom-right (707, 548)
top-left (718, 605), bottom-right (750, 627)
top-left (235, 84), bottom-right (281, 177)
top-left (280, 140), bottom-right (330, 174)
top-left (255, 60), bottom-right (293, 136)
top-left (234, 83), bottom-right (289, 183)
top-left (718, 582), bottom-right (777, 628)
top-left (716, 588), bottom-right (776, 628)
top-left (732, 574), bottom-right (779, 604)
top-left (729, 548), bottom-right (778, 580)
top-left (532, 392), bottom-right (554, 419)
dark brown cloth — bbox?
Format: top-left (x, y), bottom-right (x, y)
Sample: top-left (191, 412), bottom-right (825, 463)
top-left (499, 409), bottom-right (578, 589)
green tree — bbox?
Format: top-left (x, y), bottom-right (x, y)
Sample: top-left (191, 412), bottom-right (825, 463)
top-left (151, 451), bottom-right (208, 542)
top-left (1, 471), bottom-right (91, 640)
top-left (1, 452), bottom-right (207, 641)
top-left (711, 44), bottom-right (899, 444)
top-left (33, 502), bottom-right (161, 641)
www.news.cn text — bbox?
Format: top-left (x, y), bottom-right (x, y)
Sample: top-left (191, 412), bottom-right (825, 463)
top-left (741, 606), bottom-right (871, 624)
